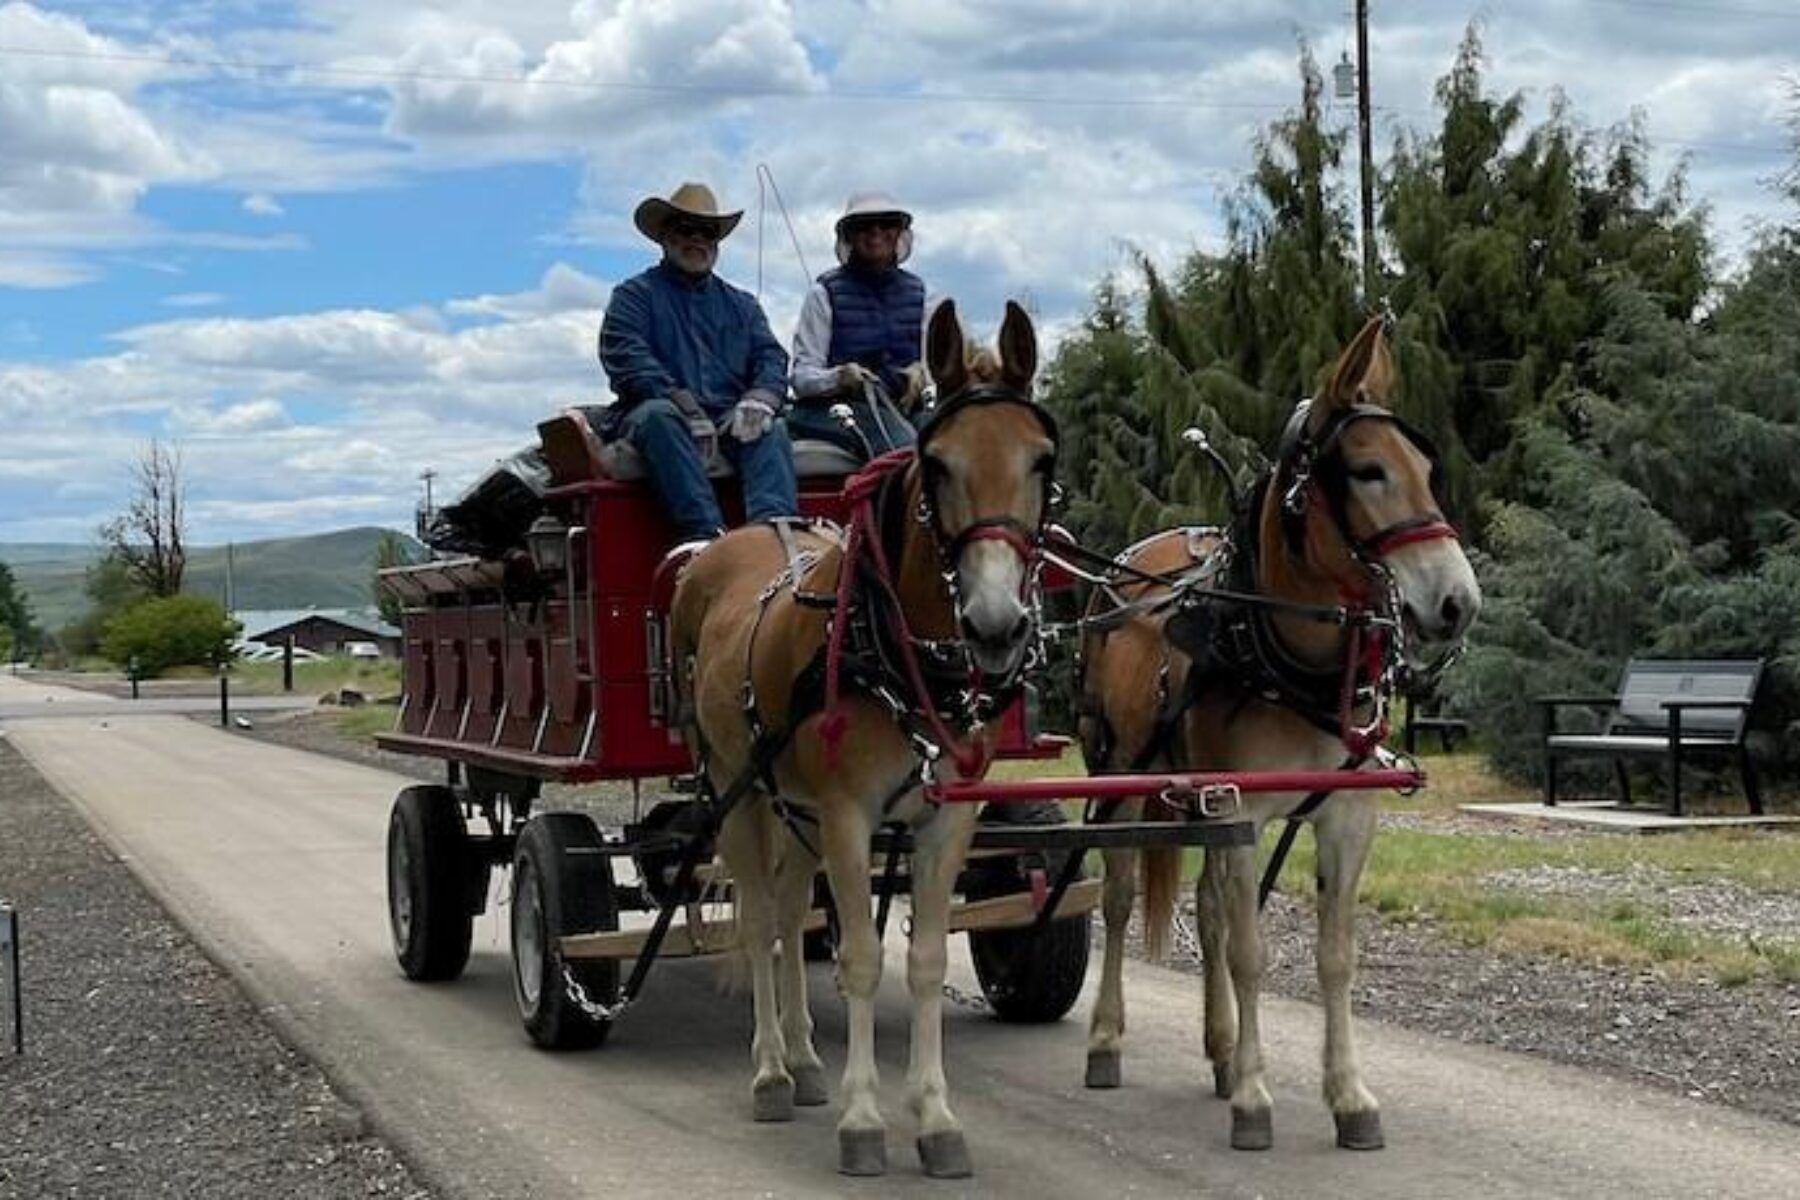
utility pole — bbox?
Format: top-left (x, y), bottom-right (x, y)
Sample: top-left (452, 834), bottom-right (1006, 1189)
top-left (1356, 0), bottom-right (1377, 300)
top-left (225, 541), bottom-right (236, 616)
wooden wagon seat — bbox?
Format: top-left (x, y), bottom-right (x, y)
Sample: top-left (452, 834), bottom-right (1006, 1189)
top-left (537, 407), bottom-right (859, 483)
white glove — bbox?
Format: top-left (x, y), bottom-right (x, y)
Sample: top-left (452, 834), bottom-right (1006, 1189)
top-left (835, 363), bottom-right (878, 392)
top-left (728, 394), bottom-right (778, 442)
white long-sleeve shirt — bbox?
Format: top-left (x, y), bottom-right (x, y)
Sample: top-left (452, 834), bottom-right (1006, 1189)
top-left (789, 282), bottom-right (943, 400)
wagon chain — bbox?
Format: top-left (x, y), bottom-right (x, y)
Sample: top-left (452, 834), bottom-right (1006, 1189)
top-left (940, 982), bottom-right (992, 1014)
top-left (562, 962), bottom-right (633, 1024)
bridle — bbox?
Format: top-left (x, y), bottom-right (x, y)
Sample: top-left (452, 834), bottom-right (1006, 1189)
top-left (912, 381), bottom-right (1059, 581)
top-left (1277, 398), bottom-right (1460, 580)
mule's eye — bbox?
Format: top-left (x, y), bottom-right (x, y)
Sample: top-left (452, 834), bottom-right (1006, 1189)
top-left (1349, 464), bottom-right (1387, 485)
top-left (923, 454), bottom-right (950, 487)
top-left (1033, 453), bottom-right (1055, 477)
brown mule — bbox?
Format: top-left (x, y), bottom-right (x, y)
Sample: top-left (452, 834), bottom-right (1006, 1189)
top-left (669, 300), bottom-right (1056, 1179)
top-left (1078, 317), bottom-right (1481, 1151)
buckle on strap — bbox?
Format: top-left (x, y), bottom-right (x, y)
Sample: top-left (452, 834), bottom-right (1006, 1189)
top-left (1158, 780), bottom-right (1242, 820)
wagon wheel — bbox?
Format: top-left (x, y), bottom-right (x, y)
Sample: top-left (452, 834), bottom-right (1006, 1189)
top-left (964, 801), bottom-right (1091, 1023)
top-left (511, 813), bottom-right (620, 1050)
top-left (387, 785), bottom-right (477, 982)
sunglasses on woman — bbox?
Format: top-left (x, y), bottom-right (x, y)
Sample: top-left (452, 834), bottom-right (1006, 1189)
top-left (849, 219), bottom-right (905, 235)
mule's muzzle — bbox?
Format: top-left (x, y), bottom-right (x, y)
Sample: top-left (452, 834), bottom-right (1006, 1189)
top-left (1402, 579), bottom-right (1479, 649)
top-left (960, 608), bottom-right (1033, 676)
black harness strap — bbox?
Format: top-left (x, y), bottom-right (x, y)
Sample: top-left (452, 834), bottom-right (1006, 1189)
top-left (1255, 752), bottom-right (1367, 910)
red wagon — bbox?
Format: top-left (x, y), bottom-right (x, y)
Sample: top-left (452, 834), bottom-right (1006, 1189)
top-left (373, 439), bottom-right (1368, 1048)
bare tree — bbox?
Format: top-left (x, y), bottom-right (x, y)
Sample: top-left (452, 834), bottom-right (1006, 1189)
top-left (101, 440), bottom-right (187, 598)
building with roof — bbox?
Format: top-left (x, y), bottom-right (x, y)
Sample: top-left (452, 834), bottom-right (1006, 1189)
top-left (234, 608), bottom-right (402, 658)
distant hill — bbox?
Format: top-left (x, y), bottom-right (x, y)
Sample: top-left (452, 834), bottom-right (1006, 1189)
top-left (0, 526), bottom-right (424, 633)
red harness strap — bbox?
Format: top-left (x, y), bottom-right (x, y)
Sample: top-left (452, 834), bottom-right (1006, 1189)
top-left (816, 451), bottom-right (993, 781)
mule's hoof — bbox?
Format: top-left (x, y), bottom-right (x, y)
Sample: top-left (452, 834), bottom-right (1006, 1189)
top-left (917, 1130), bottom-right (974, 1179)
top-left (1085, 1050), bottom-right (1122, 1090)
top-left (1335, 1109), bottom-right (1385, 1151)
top-left (791, 1064), bottom-right (829, 1107)
top-left (1230, 1106), bottom-right (1273, 1151)
top-left (1211, 1062), bottom-right (1235, 1101)
top-left (838, 1128), bottom-right (888, 1177)
top-left (752, 1077), bottom-right (795, 1123)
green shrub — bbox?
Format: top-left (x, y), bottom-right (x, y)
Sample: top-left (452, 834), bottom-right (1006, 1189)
top-left (101, 596), bottom-right (240, 677)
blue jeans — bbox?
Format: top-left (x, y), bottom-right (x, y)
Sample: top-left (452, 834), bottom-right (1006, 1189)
top-left (786, 394), bottom-right (916, 461)
top-left (606, 398), bottom-right (798, 541)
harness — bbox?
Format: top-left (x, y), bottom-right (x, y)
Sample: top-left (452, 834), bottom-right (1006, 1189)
top-left (696, 382), bottom-right (1059, 835)
top-left (1072, 397), bottom-right (1463, 904)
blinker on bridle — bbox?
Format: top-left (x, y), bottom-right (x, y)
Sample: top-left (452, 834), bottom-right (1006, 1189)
top-left (1278, 399), bottom-right (1458, 563)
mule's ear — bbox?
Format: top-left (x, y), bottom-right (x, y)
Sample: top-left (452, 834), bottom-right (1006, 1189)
top-left (927, 299), bottom-right (967, 398)
top-left (998, 299), bottom-right (1038, 390)
top-left (1322, 316), bottom-right (1391, 410)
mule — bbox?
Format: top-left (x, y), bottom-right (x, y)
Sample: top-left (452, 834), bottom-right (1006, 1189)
top-left (669, 300), bottom-right (1056, 1178)
top-left (1078, 317), bottom-right (1480, 1151)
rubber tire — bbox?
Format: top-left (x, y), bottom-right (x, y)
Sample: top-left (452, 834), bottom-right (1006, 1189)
top-left (387, 785), bottom-right (476, 982)
top-left (964, 801), bottom-right (1092, 1024)
top-left (512, 813), bottom-right (620, 1050)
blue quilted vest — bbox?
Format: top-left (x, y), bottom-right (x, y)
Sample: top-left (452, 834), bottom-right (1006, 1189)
top-left (821, 266), bottom-right (926, 399)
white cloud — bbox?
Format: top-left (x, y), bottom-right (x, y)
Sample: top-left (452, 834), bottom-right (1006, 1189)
top-left (2, 0), bottom-right (1797, 543)
top-left (162, 291), bottom-right (226, 308)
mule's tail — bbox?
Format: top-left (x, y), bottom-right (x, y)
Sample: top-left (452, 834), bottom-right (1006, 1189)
top-left (1139, 840), bottom-right (1182, 963)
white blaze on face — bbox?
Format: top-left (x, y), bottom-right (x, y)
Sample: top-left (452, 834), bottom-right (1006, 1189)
top-left (957, 538), bottom-right (1030, 673)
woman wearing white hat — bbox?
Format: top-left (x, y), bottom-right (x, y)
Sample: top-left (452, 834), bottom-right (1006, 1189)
top-left (788, 192), bottom-right (928, 460)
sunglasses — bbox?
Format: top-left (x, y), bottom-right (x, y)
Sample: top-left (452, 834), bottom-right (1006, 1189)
top-left (668, 221), bottom-right (722, 242)
top-left (848, 219), bottom-right (905, 235)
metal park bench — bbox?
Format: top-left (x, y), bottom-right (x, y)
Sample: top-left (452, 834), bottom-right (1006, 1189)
top-left (1538, 658), bottom-right (1765, 817)
top-left (1402, 690), bottom-right (1471, 755)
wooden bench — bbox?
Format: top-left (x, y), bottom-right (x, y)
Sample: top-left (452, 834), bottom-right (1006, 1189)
top-left (1538, 658), bottom-right (1764, 817)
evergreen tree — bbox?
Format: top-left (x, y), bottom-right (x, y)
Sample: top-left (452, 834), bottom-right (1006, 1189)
top-left (0, 561), bottom-right (38, 661)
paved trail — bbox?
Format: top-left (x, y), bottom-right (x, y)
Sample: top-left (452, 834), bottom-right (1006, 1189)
top-left (4, 673), bottom-right (1795, 1198)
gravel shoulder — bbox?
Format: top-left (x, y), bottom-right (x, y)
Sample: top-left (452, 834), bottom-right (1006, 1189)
top-left (0, 736), bottom-right (429, 1199)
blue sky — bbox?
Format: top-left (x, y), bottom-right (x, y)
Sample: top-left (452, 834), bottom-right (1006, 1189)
top-left (1, 0), bottom-right (1795, 544)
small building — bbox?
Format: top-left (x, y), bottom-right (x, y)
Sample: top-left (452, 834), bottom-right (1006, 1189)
top-left (235, 608), bottom-right (402, 658)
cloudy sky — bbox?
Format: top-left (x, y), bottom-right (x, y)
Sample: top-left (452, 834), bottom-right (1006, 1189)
top-left (1, 0), bottom-right (1794, 545)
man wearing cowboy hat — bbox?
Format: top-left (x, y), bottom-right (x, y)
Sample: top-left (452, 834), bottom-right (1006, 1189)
top-left (593, 181), bottom-right (796, 542)
top-left (787, 191), bottom-right (930, 460)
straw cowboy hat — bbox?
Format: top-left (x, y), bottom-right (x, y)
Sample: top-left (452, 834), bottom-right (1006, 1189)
top-left (834, 191), bottom-right (914, 266)
top-left (633, 181), bottom-right (744, 242)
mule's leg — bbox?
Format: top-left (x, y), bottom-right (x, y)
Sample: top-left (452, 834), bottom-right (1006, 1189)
top-left (1085, 845), bottom-right (1137, 1088)
top-left (820, 804), bottom-right (887, 1176)
top-left (1314, 799), bottom-right (1383, 1150)
top-left (905, 806), bottom-right (978, 1179)
top-left (773, 835), bottom-right (827, 1106)
top-left (1221, 842), bottom-right (1274, 1150)
top-left (717, 805), bottom-right (794, 1122)
top-left (1197, 846), bottom-right (1238, 1101)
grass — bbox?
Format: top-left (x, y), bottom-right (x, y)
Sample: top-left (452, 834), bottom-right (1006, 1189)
top-left (336, 701), bottom-right (400, 740)
top-left (1263, 753), bottom-right (1800, 985)
top-left (988, 742), bottom-right (1800, 987)
top-left (223, 657), bottom-right (401, 698)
